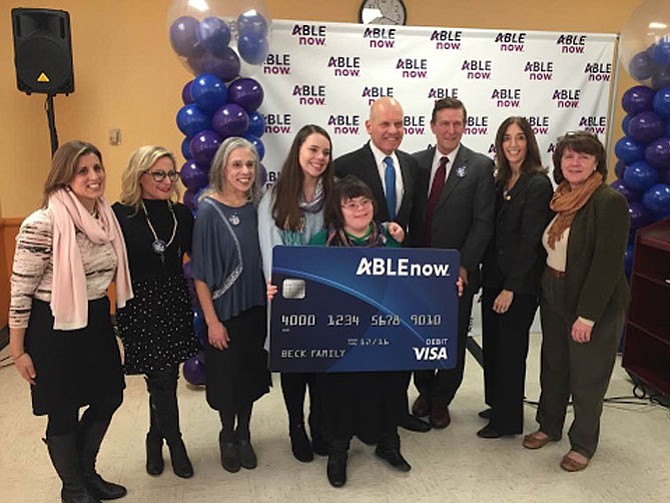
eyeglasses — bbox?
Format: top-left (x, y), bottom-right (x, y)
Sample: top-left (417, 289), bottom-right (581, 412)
top-left (341, 198), bottom-right (373, 211)
top-left (144, 170), bottom-right (179, 182)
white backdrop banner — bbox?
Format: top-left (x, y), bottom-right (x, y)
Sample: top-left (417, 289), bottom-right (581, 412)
top-left (256, 20), bottom-right (617, 184)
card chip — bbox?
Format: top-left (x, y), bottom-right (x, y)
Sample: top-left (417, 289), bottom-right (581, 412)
top-left (282, 278), bottom-right (306, 299)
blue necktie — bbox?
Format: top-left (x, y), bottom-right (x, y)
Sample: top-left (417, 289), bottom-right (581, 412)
top-left (384, 156), bottom-right (396, 220)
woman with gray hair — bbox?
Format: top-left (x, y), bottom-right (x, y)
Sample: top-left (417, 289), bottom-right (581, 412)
top-left (113, 146), bottom-right (199, 479)
top-left (191, 137), bottom-right (271, 474)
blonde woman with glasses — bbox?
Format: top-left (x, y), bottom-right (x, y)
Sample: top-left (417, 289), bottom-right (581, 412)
top-left (113, 146), bottom-right (199, 479)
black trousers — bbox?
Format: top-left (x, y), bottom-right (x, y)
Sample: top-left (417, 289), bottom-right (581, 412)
top-left (414, 279), bottom-right (477, 406)
top-left (481, 288), bottom-right (538, 434)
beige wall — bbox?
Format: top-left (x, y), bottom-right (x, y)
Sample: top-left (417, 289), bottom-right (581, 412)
top-left (0, 0), bottom-right (641, 218)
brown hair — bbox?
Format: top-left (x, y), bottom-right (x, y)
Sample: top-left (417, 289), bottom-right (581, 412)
top-left (43, 140), bottom-right (103, 207)
top-left (552, 131), bottom-right (607, 184)
top-left (324, 175), bottom-right (375, 229)
top-left (494, 116), bottom-right (547, 183)
top-left (272, 124), bottom-right (334, 230)
top-left (431, 98), bottom-right (467, 124)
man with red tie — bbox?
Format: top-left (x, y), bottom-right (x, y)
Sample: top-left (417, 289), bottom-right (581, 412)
top-left (411, 98), bottom-right (495, 429)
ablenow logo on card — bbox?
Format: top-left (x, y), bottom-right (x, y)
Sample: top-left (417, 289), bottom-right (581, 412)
top-left (355, 257), bottom-right (450, 277)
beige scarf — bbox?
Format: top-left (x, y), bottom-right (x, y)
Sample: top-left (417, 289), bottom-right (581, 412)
top-left (546, 172), bottom-right (603, 249)
top-left (49, 188), bottom-right (133, 330)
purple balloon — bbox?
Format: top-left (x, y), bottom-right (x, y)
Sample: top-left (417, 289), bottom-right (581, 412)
top-left (190, 130), bottom-right (222, 165)
top-left (176, 104), bottom-right (210, 137)
top-left (611, 178), bottom-right (641, 202)
top-left (183, 189), bottom-right (197, 211)
top-left (191, 73), bottom-right (228, 113)
top-left (629, 50), bottom-right (655, 82)
top-left (182, 80), bottom-right (194, 105)
top-left (614, 160), bottom-right (626, 179)
top-left (244, 134), bottom-right (265, 160)
top-left (621, 85), bottom-right (655, 115)
top-left (212, 103), bottom-right (250, 138)
top-left (183, 353), bottom-right (206, 386)
top-left (628, 111), bottom-right (664, 143)
top-left (188, 48), bottom-right (240, 82)
top-left (659, 169), bottom-right (670, 184)
top-left (623, 160), bottom-right (659, 192)
top-left (652, 67), bottom-right (670, 90)
top-left (170, 16), bottom-right (200, 57)
top-left (615, 135), bottom-right (645, 164)
top-left (197, 17), bottom-right (231, 57)
top-left (629, 201), bottom-right (651, 230)
top-left (238, 35), bottom-right (269, 65)
top-left (652, 86), bottom-right (670, 119)
top-left (180, 160), bottom-right (210, 191)
top-left (228, 78), bottom-right (264, 112)
top-left (642, 183), bottom-right (670, 216)
top-left (258, 163), bottom-right (268, 187)
top-left (247, 111), bottom-right (266, 137)
top-left (237, 11), bottom-right (269, 38)
top-left (645, 137), bottom-right (670, 170)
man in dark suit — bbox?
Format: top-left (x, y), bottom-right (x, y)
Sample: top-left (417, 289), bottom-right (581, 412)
top-left (411, 98), bottom-right (495, 429)
top-left (334, 97), bottom-right (422, 242)
top-left (332, 98), bottom-right (428, 473)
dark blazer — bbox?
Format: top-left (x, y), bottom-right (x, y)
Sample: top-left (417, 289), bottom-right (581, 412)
top-left (412, 144), bottom-right (495, 283)
top-left (561, 183), bottom-right (631, 323)
top-left (334, 142), bottom-right (422, 241)
top-left (482, 172), bottom-right (553, 296)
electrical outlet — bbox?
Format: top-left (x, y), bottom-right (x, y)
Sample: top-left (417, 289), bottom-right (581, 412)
top-left (109, 128), bottom-right (122, 145)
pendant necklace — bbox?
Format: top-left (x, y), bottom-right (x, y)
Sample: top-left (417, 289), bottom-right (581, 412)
top-left (142, 200), bottom-right (178, 263)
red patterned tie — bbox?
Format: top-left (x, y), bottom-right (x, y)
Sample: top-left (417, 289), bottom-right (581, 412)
top-left (423, 156), bottom-right (448, 246)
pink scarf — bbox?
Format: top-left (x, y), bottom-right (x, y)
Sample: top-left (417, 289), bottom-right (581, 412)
top-left (48, 189), bottom-right (133, 330)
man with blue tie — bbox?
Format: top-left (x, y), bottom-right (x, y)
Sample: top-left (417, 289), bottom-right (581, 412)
top-left (334, 97), bottom-right (423, 242)
top-left (411, 97), bottom-right (495, 429)
top-left (332, 97), bottom-right (428, 474)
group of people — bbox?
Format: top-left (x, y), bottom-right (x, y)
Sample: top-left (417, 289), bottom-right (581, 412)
top-left (8, 96), bottom-right (630, 500)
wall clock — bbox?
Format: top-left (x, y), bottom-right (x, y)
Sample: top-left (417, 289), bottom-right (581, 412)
top-left (359, 0), bottom-right (407, 26)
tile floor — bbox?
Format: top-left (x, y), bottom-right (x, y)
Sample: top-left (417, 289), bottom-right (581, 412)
top-left (1, 333), bottom-right (669, 503)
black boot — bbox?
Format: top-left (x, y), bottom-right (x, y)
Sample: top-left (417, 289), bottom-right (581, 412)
top-left (375, 432), bottom-right (411, 472)
top-left (146, 367), bottom-right (193, 478)
top-left (145, 432), bottom-right (164, 476)
top-left (326, 438), bottom-right (349, 488)
top-left (78, 419), bottom-right (127, 500)
top-left (219, 431), bottom-right (240, 473)
top-left (165, 434), bottom-right (194, 478)
top-left (47, 433), bottom-right (101, 503)
top-left (289, 423), bottom-right (313, 462)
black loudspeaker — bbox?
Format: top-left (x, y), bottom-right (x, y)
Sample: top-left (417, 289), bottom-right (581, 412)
top-left (11, 8), bottom-right (74, 95)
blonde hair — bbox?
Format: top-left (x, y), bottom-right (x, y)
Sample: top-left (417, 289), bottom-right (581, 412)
top-left (119, 146), bottom-right (180, 211)
top-left (207, 137), bottom-right (260, 204)
top-left (43, 140), bottom-right (102, 207)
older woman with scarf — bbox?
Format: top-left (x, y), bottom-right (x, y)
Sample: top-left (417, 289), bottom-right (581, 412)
top-left (9, 140), bottom-right (133, 503)
top-left (522, 131), bottom-right (630, 472)
top-left (257, 124), bottom-right (334, 462)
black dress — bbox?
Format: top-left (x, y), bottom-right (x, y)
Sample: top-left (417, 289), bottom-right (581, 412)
top-left (113, 200), bottom-right (199, 374)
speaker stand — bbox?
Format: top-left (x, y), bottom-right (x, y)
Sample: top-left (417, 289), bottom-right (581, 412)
top-left (45, 94), bottom-right (59, 155)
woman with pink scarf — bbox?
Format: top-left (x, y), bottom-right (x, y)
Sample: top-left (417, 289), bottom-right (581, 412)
top-left (9, 140), bottom-right (133, 503)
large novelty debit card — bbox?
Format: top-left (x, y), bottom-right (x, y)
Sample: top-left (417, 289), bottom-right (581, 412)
top-left (270, 246), bottom-right (460, 372)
